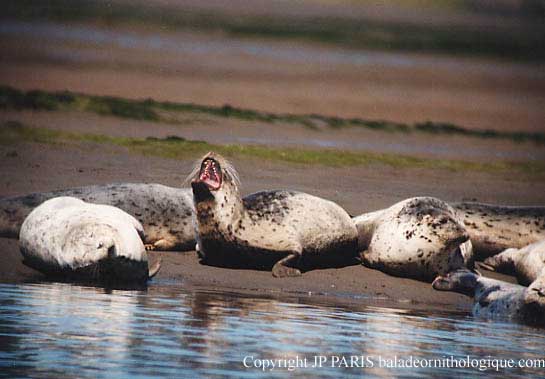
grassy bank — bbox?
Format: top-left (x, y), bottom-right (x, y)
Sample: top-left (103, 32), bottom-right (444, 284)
top-left (1, 121), bottom-right (544, 176)
top-left (3, 0), bottom-right (545, 62)
top-left (1, 86), bottom-right (544, 145)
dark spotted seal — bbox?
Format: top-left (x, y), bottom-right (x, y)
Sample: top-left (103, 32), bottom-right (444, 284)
top-left (451, 202), bottom-right (545, 261)
top-left (353, 197), bottom-right (472, 282)
top-left (433, 269), bottom-right (545, 326)
top-left (190, 152), bottom-right (359, 277)
top-left (0, 183), bottom-right (195, 251)
top-left (479, 239), bottom-right (545, 286)
top-left (20, 197), bottom-right (160, 284)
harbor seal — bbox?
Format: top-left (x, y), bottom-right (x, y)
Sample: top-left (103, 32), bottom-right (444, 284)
top-left (432, 269), bottom-right (545, 326)
top-left (19, 197), bottom-right (160, 284)
top-left (451, 202), bottom-right (545, 261)
top-left (353, 197), bottom-right (472, 282)
top-left (190, 152), bottom-right (359, 277)
top-left (0, 183), bottom-right (195, 251)
top-left (479, 239), bottom-right (545, 286)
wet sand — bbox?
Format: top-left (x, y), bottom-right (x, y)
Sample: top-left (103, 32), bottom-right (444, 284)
top-left (1, 21), bottom-right (544, 133)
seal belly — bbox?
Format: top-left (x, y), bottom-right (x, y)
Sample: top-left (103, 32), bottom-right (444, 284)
top-left (199, 236), bottom-right (290, 270)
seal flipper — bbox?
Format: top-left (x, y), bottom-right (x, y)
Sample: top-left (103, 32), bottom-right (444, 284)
top-left (272, 252), bottom-right (302, 278)
top-left (148, 257), bottom-right (162, 279)
top-left (152, 238), bottom-right (177, 251)
top-left (481, 248), bottom-right (520, 274)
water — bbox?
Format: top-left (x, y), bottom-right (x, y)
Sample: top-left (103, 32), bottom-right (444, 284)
top-left (1, 282), bottom-right (544, 378)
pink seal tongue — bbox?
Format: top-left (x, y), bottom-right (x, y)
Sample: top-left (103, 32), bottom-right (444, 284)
top-left (199, 160), bottom-right (221, 190)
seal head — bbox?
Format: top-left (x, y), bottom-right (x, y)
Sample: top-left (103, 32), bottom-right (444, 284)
top-left (433, 269), bottom-right (545, 326)
top-left (432, 269), bottom-right (478, 297)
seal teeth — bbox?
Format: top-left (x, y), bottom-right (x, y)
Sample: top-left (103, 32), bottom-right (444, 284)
top-left (198, 158), bottom-right (222, 190)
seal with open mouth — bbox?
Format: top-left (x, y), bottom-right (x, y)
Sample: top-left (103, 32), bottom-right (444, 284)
top-left (19, 197), bottom-right (160, 285)
top-left (479, 239), bottom-right (545, 286)
top-left (432, 269), bottom-right (545, 326)
top-left (353, 197), bottom-right (472, 282)
top-left (0, 183), bottom-right (195, 251)
top-left (190, 152), bottom-right (359, 277)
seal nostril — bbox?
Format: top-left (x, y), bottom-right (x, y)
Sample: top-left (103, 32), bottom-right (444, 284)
top-left (107, 245), bottom-right (116, 259)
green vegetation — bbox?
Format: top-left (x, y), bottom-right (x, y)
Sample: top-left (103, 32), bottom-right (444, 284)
top-left (3, 0), bottom-right (545, 61)
top-left (1, 121), bottom-right (543, 176)
top-left (1, 86), bottom-right (544, 145)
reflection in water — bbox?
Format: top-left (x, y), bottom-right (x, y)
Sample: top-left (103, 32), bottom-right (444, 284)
top-left (0, 282), bottom-right (543, 378)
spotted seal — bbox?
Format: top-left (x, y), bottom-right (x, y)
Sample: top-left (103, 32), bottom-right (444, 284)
top-left (0, 183), bottom-right (195, 251)
top-left (451, 202), bottom-right (545, 261)
top-left (432, 269), bottom-right (545, 326)
top-left (353, 197), bottom-right (472, 282)
top-left (479, 239), bottom-right (545, 286)
top-left (189, 152), bottom-right (359, 277)
top-left (19, 197), bottom-right (161, 284)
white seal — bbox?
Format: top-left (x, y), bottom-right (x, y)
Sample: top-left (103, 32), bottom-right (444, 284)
top-left (19, 197), bottom-right (159, 284)
top-left (0, 183), bottom-right (195, 251)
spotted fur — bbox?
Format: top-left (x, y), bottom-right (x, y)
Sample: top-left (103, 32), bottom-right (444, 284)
top-left (452, 202), bottom-right (545, 260)
top-left (0, 183), bottom-right (195, 251)
top-left (190, 152), bottom-right (359, 277)
top-left (353, 197), bottom-right (472, 282)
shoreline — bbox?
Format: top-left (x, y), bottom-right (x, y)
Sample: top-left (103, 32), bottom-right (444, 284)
top-left (0, 139), bottom-right (531, 314)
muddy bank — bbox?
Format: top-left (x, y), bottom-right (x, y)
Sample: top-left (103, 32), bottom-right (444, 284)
top-left (1, 20), bottom-right (544, 133)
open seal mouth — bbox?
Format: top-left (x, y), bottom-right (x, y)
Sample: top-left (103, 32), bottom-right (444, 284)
top-left (196, 157), bottom-right (222, 191)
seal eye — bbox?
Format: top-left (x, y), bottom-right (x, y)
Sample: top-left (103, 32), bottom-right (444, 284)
top-left (97, 242), bottom-right (103, 249)
top-left (198, 158), bottom-right (222, 190)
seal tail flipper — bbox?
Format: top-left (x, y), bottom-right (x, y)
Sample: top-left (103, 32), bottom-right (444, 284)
top-left (352, 209), bottom-right (384, 251)
top-left (480, 247), bottom-right (520, 274)
top-left (148, 257), bottom-right (162, 279)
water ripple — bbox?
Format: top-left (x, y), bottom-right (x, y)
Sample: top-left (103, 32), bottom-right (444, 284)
top-left (0, 282), bottom-right (543, 378)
